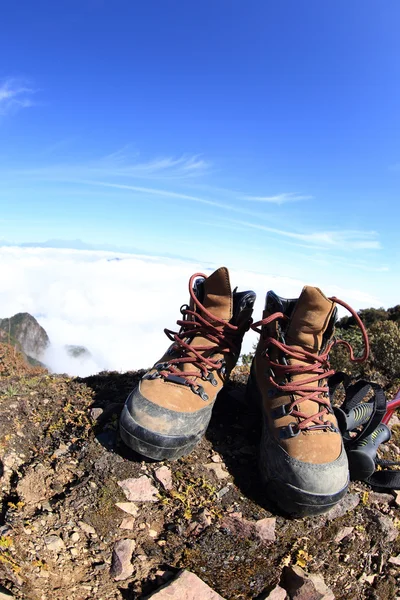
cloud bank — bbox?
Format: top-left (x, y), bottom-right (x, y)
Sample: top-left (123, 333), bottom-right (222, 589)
top-left (0, 246), bottom-right (384, 377)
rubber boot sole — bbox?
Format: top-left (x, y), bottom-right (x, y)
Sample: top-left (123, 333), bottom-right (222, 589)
top-left (246, 364), bottom-right (348, 517)
top-left (119, 395), bottom-right (211, 461)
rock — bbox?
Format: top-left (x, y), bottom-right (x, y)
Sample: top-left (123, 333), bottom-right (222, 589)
top-left (220, 513), bottom-right (275, 543)
top-left (52, 443), bottom-right (69, 458)
top-left (116, 502), bottom-right (139, 516)
top-left (217, 486), bottom-right (230, 498)
top-left (120, 517), bottom-right (135, 530)
top-left (110, 538), bottom-right (136, 581)
top-left (221, 513), bottom-right (253, 538)
top-left (70, 532), bottom-right (80, 542)
top-left (44, 535), bottom-right (65, 552)
top-left (334, 527), bottom-right (354, 543)
top-left (78, 521), bottom-right (97, 536)
top-left (118, 476), bottom-right (159, 502)
top-left (394, 490), bottom-right (400, 507)
top-left (368, 492), bottom-right (394, 505)
top-left (154, 466), bottom-right (173, 491)
top-left (389, 555), bottom-right (400, 566)
top-left (149, 529), bottom-right (158, 538)
top-left (358, 573), bottom-right (376, 584)
top-left (211, 454), bottom-right (222, 463)
top-left (254, 517), bottom-right (276, 542)
top-left (205, 463), bottom-right (228, 480)
top-left (326, 494), bottom-right (360, 521)
top-left (308, 574), bottom-right (335, 600)
top-left (368, 510), bottom-right (398, 542)
top-left (282, 566), bottom-right (334, 600)
top-left (90, 407), bottom-right (104, 421)
top-left (259, 585), bottom-right (287, 600)
top-left (145, 569), bottom-right (226, 599)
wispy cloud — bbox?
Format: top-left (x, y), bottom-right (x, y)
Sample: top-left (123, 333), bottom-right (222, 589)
top-left (229, 219), bottom-right (381, 250)
top-left (0, 150), bottom-right (383, 254)
top-left (240, 192), bottom-right (313, 204)
top-left (72, 179), bottom-right (295, 222)
top-left (94, 151), bottom-right (211, 179)
top-left (0, 78), bottom-right (35, 116)
top-left (7, 151), bottom-right (211, 181)
top-left (77, 179), bottom-right (234, 209)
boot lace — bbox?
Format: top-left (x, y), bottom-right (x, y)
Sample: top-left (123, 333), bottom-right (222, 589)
top-left (251, 297), bottom-right (370, 431)
top-left (150, 273), bottom-right (243, 394)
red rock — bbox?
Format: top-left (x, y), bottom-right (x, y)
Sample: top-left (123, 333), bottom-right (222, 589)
top-left (205, 463), bottom-right (228, 480)
top-left (119, 517), bottom-right (135, 530)
top-left (220, 513), bottom-right (275, 543)
top-left (261, 585), bottom-right (287, 599)
top-left (117, 476), bottom-right (158, 502)
top-left (281, 565), bottom-right (334, 600)
top-left (368, 510), bottom-right (398, 542)
top-left (116, 502), bottom-right (139, 516)
top-left (155, 466), bottom-right (173, 491)
top-left (254, 517), bottom-right (276, 542)
top-left (220, 513), bottom-right (254, 538)
top-left (368, 492), bottom-right (394, 505)
top-left (326, 493), bottom-right (359, 521)
top-left (334, 526), bottom-right (354, 543)
top-left (146, 569), bottom-right (226, 599)
top-left (110, 538), bottom-right (136, 581)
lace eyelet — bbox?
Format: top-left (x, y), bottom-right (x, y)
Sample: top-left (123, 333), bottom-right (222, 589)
top-left (191, 384), bottom-right (209, 401)
top-left (271, 404), bottom-right (293, 419)
top-left (279, 422), bottom-right (300, 439)
top-left (203, 372), bottom-right (218, 386)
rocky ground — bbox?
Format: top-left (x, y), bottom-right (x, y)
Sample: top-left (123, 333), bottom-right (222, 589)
top-left (0, 347), bottom-right (400, 600)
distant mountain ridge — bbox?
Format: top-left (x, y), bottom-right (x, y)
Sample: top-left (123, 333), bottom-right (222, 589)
top-left (0, 312), bottom-right (49, 364)
top-left (0, 312), bottom-right (91, 370)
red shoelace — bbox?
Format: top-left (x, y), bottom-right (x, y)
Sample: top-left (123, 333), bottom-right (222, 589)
top-left (157, 273), bottom-right (241, 385)
top-left (251, 297), bottom-right (370, 431)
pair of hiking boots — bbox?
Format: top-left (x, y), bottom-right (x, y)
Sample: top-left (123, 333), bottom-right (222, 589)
top-left (120, 267), bottom-right (369, 517)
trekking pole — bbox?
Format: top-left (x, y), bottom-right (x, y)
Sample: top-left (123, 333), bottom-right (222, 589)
top-left (382, 387), bottom-right (400, 425)
top-left (345, 387), bottom-right (400, 481)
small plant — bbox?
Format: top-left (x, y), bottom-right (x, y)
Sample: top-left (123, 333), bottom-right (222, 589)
top-left (2, 384), bottom-right (20, 397)
top-left (163, 472), bottom-right (218, 520)
top-left (0, 536), bottom-right (13, 549)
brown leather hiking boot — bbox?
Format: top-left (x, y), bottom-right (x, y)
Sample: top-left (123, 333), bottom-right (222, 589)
top-left (120, 267), bottom-right (255, 460)
top-left (248, 286), bottom-right (369, 516)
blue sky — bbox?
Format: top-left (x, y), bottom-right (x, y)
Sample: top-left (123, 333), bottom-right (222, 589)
top-left (1, 1), bottom-right (400, 302)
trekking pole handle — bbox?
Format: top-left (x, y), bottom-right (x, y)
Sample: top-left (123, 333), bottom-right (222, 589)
top-left (347, 424), bottom-right (391, 481)
top-left (352, 423), bottom-right (391, 452)
top-left (334, 402), bottom-right (375, 434)
top-left (345, 402), bottom-right (375, 432)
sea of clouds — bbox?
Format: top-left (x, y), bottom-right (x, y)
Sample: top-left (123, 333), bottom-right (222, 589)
top-left (0, 246), bottom-right (384, 377)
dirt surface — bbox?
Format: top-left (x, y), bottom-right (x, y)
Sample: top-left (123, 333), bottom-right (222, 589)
top-left (0, 350), bottom-right (400, 600)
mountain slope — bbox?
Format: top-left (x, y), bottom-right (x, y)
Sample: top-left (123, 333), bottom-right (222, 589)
top-left (0, 313), bottom-right (49, 360)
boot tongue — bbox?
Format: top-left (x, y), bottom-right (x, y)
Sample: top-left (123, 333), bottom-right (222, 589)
top-left (286, 286), bottom-right (335, 352)
top-left (182, 267), bottom-right (232, 375)
top-left (201, 266), bottom-right (232, 322)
